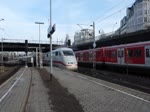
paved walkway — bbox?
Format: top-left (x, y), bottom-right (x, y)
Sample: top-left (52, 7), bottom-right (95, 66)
top-left (45, 67), bottom-right (150, 112)
top-left (0, 66), bottom-right (150, 112)
top-left (0, 67), bottom-right (53, 112)
top-left (26, 68), bottom-right (53, 112)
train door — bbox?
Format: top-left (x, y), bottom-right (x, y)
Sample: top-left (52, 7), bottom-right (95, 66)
top-left (145, 46), bottom-right (150, 66)
top-left (118, 48), bottom-right (124, 65)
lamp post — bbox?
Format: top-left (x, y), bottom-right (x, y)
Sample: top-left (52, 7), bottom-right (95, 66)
top-left (35, 22), bottom-right (44, 68)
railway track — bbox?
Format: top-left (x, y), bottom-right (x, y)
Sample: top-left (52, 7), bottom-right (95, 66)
top-left (0, 66), bottom-right (21, 85)
top-left (0, 67), bottom-right (33, 112)
top-left (77, 67), bottom-right (150, 94)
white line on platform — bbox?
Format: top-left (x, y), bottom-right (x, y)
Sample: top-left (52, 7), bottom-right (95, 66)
top-left (0, 67), bottom-right (27, 103)
top-left (64, 70), bottom-right (150, 104)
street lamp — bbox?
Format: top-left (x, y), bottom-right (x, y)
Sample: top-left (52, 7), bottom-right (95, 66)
top-left (35, 22), bottom-right (44, 68)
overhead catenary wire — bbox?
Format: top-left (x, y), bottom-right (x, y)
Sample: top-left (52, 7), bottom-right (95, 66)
top-left (96, 3), bottom-right (133, 25)
top-left (88, 0), bottom-right (125, 25)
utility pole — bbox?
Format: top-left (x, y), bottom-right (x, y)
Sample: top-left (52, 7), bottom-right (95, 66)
top-left (50, 0), bottom-right (52, 80)
top-left (48, 0), bottom-right (56, 81)
top-left (92, 22), bottom-right (96, 70)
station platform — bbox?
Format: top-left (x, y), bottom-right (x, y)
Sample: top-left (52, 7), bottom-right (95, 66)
top-left (0, 66), bottom-right (150, 112)
top-left (46, 67), bottom-right (150, 112)
top-left (0, 67), bottom-right (53, 112)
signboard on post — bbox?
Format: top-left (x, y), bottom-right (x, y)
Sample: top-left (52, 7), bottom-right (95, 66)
top-left (47, 24), bottom-right (56, 38)
top-left (93, 42), bottom-right (96, 48)
top-left (47, 23), bottom-right (56, 81)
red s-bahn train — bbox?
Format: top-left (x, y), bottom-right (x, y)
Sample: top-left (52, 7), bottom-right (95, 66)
top-left (75, 41), bottom-right (150, 75)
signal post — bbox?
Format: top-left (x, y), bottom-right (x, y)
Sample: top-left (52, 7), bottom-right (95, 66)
top-left (47, 24), bottom-right (56, 81)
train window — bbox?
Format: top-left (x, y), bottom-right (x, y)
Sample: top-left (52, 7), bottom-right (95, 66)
top-left (52, 52), bottom-right (55, 56)
top-left (111, 51), bottom-right (116, 58)
top-left (146, 49), bottom-right (150, 57)
top-left (118, 51), bottom-right (120, 57)
top-left (89, 51), bottom-right (93, 58)
top-left (118, 51), bottom-right (123, 57)
top-left (121, 50), bottom-right (124, 57)
top-left (93, 53), bottom-right (96, 59)
top-left (134, 49), bottom-right (142, 58)
top-left (96, 51), bottom-right (100, 58)
top-left (63, 50), bottom-right (74, 56)
top-left (47, 54), bottom-right (48, 57)
top-left (128, 49), bottom-right (133, 58)
top-left (56, 51), bottom-right (58, 56)
top-left (58, 51), bottom-right (61, 56)
top-left (105, 51), bottom-right (110, 57)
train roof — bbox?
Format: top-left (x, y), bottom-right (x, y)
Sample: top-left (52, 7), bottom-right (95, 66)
top-left (103, 40), bottom-right (150, 49)
top-left (75, 41), bottom-right (150, 52)
top-left (49, 47), bottom-right (73, 53)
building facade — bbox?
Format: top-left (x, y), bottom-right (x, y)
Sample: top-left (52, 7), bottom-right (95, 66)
top-left (74, 29), bottom-right (93, 45)
top-left (119, 0), bottom-right (150, 34)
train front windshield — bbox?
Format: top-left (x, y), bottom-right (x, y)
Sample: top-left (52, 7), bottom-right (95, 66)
top-left (63, 50), bottom-right (74, 56)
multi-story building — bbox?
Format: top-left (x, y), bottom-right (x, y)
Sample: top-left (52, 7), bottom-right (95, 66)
top-left (74, 29), bottom-right (93, 45)
top-left (119, 0), bottom-right (150, 34)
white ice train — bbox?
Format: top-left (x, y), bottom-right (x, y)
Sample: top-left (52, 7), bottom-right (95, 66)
top-left (43, 47), bottom-right (78, 70)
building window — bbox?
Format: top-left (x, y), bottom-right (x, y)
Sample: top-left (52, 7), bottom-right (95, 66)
top-left (144, 10), bottom-right (147, 15)
top-left (144, 17), bottom-right (147, 22)
top-left (138, 17), bottom-right (143, 23)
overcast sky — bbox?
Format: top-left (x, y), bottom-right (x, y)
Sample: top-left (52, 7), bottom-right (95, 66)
top-left (0, 0), bottom-right (135, 44)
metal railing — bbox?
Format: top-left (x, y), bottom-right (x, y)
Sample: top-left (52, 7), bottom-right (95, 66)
top-left (1, 39), bottom-right (64, 45)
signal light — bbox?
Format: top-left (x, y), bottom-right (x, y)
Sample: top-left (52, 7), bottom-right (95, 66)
top-left (68, 39), bottom-right (71, 46)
